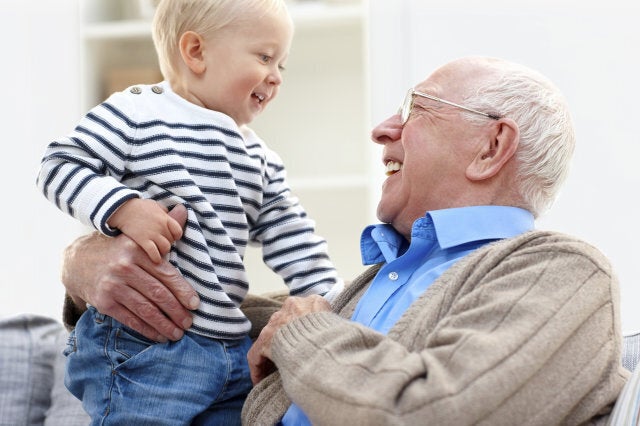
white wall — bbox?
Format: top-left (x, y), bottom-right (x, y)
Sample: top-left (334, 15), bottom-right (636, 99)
top-left (369, 1), bottom-right (640, 332)
top-left (0, 0), bottom-right (85, 320)
top-left (6, 0), bottom-right (640, 334)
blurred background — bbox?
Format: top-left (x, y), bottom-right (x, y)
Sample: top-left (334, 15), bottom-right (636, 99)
top-left (3, 0), bottom-right (640, 332)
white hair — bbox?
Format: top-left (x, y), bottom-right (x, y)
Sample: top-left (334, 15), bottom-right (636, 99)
top-left (152, 0), bottom-right (290, 80)
top-left (464, 58), bottom-right (576, 217)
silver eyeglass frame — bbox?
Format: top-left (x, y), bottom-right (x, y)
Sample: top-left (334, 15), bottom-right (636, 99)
top-left (400, 88), bottom-right (501, 125)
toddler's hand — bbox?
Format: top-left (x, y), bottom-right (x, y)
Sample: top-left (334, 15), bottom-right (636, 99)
top-left (107, 198), bottom-right (184, 263)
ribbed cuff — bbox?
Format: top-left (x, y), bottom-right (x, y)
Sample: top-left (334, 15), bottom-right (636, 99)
top-left (271, 312), bottom-right (340, 369)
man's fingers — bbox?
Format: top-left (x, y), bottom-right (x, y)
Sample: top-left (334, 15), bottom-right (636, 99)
top-left (126, 263), bottom-right (196, 337)
top-left (110, 235), bottom-right (197, 328)
top-left (122, 236), bottom-right (199, 335)
top-left (140, 259), bottom-right (200, 310)
top-left (90, 244), bottom-right (192, 341)
top-left (121, 299), bottom-right (182, 342)
top-left (249, 356), bottom-right (274, 385)
top-left (61, 226), bottom-right (196, 342)
top-left (107, 303), bottom-right (169, 343)
top-left (281, 295), bottom-right (330, 317)
top-left (247, 333), bottom-right (275, 385)
top-left (168, 203), bottom-right (188, 228)
top-left (247, 341), bottom-right (262, 384)
top-left (91, 271), bottom-right (184, 342)
top-left (246, 296), bottom-right (333, 384)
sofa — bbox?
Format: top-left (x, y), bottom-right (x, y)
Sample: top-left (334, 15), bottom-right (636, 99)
top-left (0, 314), bottom-right (89, 425)
top-left (2, 305), bottom-right (639, 425)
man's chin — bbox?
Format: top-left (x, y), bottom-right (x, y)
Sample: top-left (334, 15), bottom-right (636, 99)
top-left (376, 204), bottom-right (395, 225)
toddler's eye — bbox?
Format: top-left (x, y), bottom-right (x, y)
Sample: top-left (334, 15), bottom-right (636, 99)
top-left (260, 54), bottom-right (272, 64)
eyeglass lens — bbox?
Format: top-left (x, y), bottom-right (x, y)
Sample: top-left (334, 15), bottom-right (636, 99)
top-left (401, 90), bottom-right (413, 125)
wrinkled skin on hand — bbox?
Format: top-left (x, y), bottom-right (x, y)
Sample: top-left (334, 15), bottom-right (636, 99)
top-left (247, 295), bottom-right (331, 384)
top-left (61, 204), bottom-right (199, 342)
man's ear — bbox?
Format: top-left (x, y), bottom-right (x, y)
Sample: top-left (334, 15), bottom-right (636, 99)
top-left (466, 118), bottom-right (519, 181)
top-left (179, 31), bottom-right (206, 74)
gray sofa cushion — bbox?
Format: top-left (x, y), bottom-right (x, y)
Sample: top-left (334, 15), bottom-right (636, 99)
top-left (0, 314), bottom-right (88, 426)
top-left (2, 312), bottom-right (640, 425)
top-left (622, 331), bottom-right (640, 372)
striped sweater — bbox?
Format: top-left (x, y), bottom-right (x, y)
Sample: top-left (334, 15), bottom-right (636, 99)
top-left (37, 81), bottom-right (339, 339)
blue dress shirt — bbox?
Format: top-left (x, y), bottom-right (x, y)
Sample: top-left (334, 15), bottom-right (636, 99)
top-left (281, 206), bottom-right (534, 425)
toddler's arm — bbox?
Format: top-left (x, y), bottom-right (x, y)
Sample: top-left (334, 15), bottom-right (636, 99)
top-left (108, 198), bottom-right (184, 263)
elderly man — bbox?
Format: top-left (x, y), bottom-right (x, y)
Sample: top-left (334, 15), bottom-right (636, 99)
top-left (61, 56), bottom-right (627, 425)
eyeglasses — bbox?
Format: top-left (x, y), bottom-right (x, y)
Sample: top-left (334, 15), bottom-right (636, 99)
top-left (399, 88), bottom-right (501, 125)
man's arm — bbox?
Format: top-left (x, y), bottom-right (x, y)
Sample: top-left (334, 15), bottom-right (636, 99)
top-left (61, 204), bottom-right (199, 342)
top-left (245, 235), bottom-right (625, 425)
top-left (247, 295), bottom-right (331, 384)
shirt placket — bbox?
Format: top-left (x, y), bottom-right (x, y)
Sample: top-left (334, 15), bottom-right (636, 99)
top-left (352, 234), bottom-right (436, 328)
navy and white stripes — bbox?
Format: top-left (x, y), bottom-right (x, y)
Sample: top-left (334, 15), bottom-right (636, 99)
top-left (37, 82), bottom-right (339, 339)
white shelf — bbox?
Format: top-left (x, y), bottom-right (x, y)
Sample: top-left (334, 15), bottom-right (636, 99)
top-left (83, 2), bottom-right (363, 40)
top-left (83, 20), bottom-right (150, 40)
top-left (290, 2), bottom-right (363, 29)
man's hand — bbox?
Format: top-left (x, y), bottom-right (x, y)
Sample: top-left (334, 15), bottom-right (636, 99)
top-left (247, 295), bottom-right (331, 385)
top-left (62, 204), bottom-right (199, 342)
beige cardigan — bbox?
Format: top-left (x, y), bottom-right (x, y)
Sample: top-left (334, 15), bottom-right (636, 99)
top-left (241, 231), bottom-right (629, 425)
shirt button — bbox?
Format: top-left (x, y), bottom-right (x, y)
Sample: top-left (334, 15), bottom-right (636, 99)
top-left (388, 272), bottom-right (398, 281)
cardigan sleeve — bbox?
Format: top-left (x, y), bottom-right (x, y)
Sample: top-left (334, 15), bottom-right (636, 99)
top-left (258, 234), bottom-right (626, 425)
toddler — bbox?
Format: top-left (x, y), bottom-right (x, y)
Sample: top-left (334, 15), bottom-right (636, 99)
top-left (36, 0), bottom-right (342, 424)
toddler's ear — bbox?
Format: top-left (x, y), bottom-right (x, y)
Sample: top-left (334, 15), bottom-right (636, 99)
top-left (179, 31), bottom-right (206, 74)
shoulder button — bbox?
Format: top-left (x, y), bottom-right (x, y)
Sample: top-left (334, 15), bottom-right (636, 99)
top-left (130, 86), bottom-right (142, 94)
top-left (151, 85), bottom-right (164, 94)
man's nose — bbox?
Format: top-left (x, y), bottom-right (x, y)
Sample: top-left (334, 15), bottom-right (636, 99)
top-left (371, 114), bottom-right (403, 145)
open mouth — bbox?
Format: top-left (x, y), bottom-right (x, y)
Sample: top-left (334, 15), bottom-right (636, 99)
top-left (385, 160), bottom-right (402, 176)
top-left (252, 93), bottom-right (266, 104)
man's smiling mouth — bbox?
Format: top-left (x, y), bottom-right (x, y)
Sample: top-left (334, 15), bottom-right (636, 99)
top-left (385, 160), bottom-right (402, 176)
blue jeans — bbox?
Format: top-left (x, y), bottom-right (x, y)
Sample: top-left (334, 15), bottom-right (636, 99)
top-left (64, 306), bottom-right (252, 425)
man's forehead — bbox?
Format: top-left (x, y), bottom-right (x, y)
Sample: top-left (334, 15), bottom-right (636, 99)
top-left (415, 62), bottom-right (481, 99)
top-left (414, 79), bottom-right (456, 101)
top-left (414, 76), bottom-right (444, 96)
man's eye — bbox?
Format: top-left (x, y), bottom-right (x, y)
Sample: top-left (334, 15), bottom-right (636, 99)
top-left (414, 103), bottom-right (439, 115)
top-left (412, 104), bottom-right (428, 115)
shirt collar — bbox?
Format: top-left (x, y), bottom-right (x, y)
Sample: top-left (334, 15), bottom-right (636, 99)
top-left (427, 206), bottom-right (534, 248)
top-left (360, 206), bottom-right (534, 265)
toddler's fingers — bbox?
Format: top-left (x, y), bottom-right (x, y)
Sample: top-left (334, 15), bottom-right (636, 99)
top-left (142, 241), bottom-right (162, 263)
top-left (168, 217), bottom-right (184, 241)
